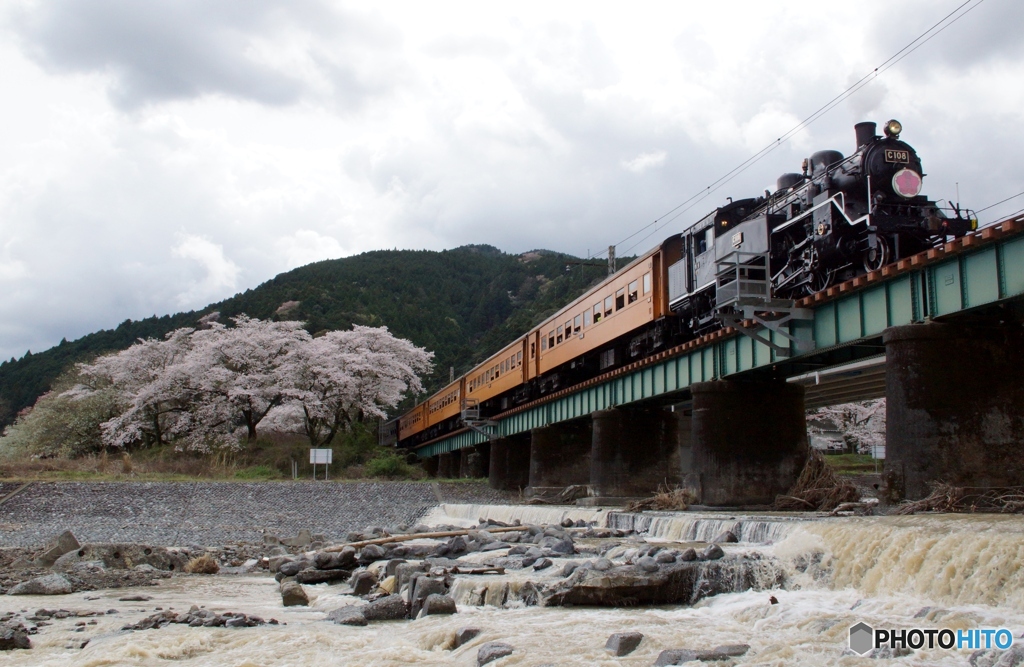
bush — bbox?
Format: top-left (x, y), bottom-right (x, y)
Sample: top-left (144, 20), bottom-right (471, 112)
top-left (365, 453), bottom-right (413, 479)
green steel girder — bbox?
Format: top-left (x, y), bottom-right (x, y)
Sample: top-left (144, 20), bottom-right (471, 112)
top-left (414, 232), bottom-right (1024, 459)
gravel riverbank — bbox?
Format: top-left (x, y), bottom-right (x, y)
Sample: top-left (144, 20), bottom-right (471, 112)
top-left (0, 481), bottom-right (521, 547)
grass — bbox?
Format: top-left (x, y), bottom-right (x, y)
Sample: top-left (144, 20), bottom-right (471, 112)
top-left (824, 453), bottom-right (882, 475)
top-left (0, 430), bottom-right (427, 482)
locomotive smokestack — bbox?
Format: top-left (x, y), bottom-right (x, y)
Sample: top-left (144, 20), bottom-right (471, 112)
top-left (855, 122), bottom-right (877, 148)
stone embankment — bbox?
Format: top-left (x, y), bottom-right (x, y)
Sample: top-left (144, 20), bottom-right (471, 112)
top-left (0, 480), bottom-right (519, 547)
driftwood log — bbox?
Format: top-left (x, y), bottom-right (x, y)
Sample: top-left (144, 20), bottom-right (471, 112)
top-left (323, 525), bottom-right (530, 551)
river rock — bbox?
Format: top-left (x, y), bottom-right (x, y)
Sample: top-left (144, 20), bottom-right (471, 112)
top-left (295, 568), bottom-right (350, 585)
top-left (656, 550), bottom-right (677, 564)
top-left (410, 577), bottom-right (447, 618)
top-left (419, 594), bottom-right (457, 617)
top-left (0, 626), bottom-right (31, 650)
top-left (605, 632), bottom-right (643, 656)
top-left (478, 641), bottom-right (514, 665)
top-left (713, 530), bottom-right (739, 544)
top-left (533, 558), bottom-right (553, 571)
top-left (701, 545), bottom-right (725, 561)
top-left (279, 559), bottom-right (313, 577)
top-left (655, 643), bottom-right (750, 665)
top-left (268, 556), bottom-right (293, 572)
top-left (592, 558), bottom-right (613, 572)
top-left (280, 581), bottom-right (309, 607)
top-left (36, 530), bottom-right (81, 567)
top-left (358, 545), bottom-right (386, 564)
top-left (679, 548), bottom-right (697, 562)
top-left (363, 594), bottom-right (408, 621)
top-left (385, 559), bottom-right (407, 578)
top-left (9, 574), bottom-right (74, 596)
top-left (542, 557), bottom-right (780, 607)
top-left (636, 556), bottom-right (660, 573)
top-left (327, 606), bottom-right (367, 626)
top-left (351, 571), bottom-right (378, 595)
top-left (454, 627), bottom-right (481, 648)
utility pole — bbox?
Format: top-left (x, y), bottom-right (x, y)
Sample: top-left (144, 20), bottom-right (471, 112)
top-left (608, 245), bottom-right (616, 275)
top-left (449, 366), bottom-right (454, 383)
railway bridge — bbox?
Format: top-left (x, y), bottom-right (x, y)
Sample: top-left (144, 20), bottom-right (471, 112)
top-left (412, 216), bottom-right (1024, 505)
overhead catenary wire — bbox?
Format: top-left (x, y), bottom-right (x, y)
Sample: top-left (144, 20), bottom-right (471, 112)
top-left (593, 0), bottom-right (987, 259)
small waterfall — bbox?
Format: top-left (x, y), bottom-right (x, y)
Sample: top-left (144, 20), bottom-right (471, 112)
top-left (608, 511), bottom-right (797, 544)
top-left (773, 514), bottom-right (1024, 607)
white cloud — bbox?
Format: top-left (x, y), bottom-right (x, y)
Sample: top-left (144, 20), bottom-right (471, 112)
top-left (171, 234), bottom-right (240, 308)
top-left (622, 150), bottom-right (667, 174)
top-left (275, 229), bottom-right (346, 268)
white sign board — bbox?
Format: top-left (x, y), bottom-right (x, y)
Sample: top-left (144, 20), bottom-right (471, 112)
top-left (871, 444), bottom-right (886, 460)
top-left (310, 449), bottom-right (333, 464)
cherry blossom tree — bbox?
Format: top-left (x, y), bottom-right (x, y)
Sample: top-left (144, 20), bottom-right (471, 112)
top-left (187, 316), bottom-right (310, 444)
top-left (288, 326), bottom-right (433, 448)
top-left (62, 319), bottom-right (431, 453)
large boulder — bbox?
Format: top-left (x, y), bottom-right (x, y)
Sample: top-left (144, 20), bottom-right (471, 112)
top-left (295, 568), bottom-right (350, 585)
top-left (478, 642), bottom-right (514, 666)
top-left (362, 595), bottom-right (408, 621)
top-left (327, 606), bottom-right (367, 626)
top-left (0, 626), bottom-right (31, 650)
top-left (410, 577), bottom-right (447, 618)
top-left (418, 594), bottom-right (457, 617)
top-left (605, 632), bottom-right (643, 656)
top-left (350, 571), bottom-right (378, 596)
top-left (53, 544), bottom-right (188, 572)
top-left (280, 581), bottom-right (309, 607)
top-left (8, 574), bottom-right (73, 596)
top-left (35, 530), bottom-right (80, 567)
top-left (542, 557), bottom-right (781, 607)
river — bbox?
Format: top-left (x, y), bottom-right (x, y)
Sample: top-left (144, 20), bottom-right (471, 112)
top-left (1, 504), bottom-right (1021, 666)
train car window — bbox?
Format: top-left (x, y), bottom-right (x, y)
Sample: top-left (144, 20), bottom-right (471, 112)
top-left (615, 288), bottom-right (625, 310)
top-left (643, 272), bottom-right (651, 294)
top-left (548, 330), bottom-right (555, 348)
top-left (574, 315), bottom-right (581, 333)
top-left (564, 320), bottom-right (572, 336)
top-left (628, 280), bottom-right (638, 304)
top-left (584, 310), bottom-right (592, 327)
top-left (593, 303), bottom-right (602, 322)
top-left (604, 295), bottom-right (613, 317)
top-left (541, 338), bottom-right (547, 351)
top-left (556, 325), bottom-right (563, 344)
top-left (531, 342), bottom-right (536, 357)
top-left (517, 351), bottom-right (522, 365)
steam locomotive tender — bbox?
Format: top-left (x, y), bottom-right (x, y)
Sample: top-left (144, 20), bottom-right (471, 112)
top-left (391, 120), bottom-right (976, 449)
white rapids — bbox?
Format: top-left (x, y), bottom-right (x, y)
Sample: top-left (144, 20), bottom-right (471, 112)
top-left (2, 505), bottom-right (1022, 666)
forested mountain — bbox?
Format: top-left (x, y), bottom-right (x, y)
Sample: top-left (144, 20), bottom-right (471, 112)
top-left (0, 245), bottom-right (621, 429)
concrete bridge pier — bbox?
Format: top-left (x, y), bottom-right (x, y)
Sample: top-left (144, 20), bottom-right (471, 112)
top-left (436, 452), bottom-right (455, 479)
top-left (527, 419), bottom-right (592, 498)
top-left (421, 455), bottom-right (439, 478)
top-left (488, 433), bottom-right (531, 491)
top-left (461, 444), bottom-right (489, 479)
top-left (586, 407), bottom-right (684, 503)
top-left (691, 380), bottom-right (807, 506)
top-left (884, 322), bottom-right (1024, 500)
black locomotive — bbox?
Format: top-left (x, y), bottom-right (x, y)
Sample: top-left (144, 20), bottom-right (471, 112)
top-left (668, 119), bottom-right (976, 333)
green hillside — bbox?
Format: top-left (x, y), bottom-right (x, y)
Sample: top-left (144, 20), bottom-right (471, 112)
top-left (0, 245), bottom-right (620, 429)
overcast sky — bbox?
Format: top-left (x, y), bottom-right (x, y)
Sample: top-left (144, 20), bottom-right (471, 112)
top-left (2, 0), bottom-right (1021, 361)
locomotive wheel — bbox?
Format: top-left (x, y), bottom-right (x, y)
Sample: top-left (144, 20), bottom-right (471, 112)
top-left (863, 237), bottom-right (891, 272)
top-left (806, 267), bottom-right (835, 295)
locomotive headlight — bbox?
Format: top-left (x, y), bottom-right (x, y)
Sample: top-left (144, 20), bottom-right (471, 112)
top-left (884, 119), bottom-right (902, 138)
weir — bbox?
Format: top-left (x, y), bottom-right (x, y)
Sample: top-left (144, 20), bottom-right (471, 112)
top-left (414, 217), bottom-right (1024, 503)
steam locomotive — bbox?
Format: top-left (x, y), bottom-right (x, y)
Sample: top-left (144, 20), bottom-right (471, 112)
top-left (669, 119), bottom-right (975, 334)
top-left (391, 119), bottom-right (976, 448)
